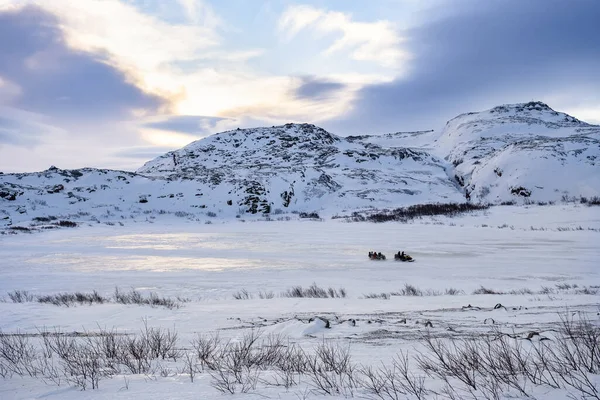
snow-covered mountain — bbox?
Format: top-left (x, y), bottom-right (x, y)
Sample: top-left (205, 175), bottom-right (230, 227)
top-left (1, 102), bottom-right (598, 228)
top-left (137, 123), bottom-right (460, 212)
top-left (436, 101), bottom-right (600, 202)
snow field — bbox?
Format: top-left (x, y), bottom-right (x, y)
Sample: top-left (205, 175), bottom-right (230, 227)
top-left (0, 205), bottom-right (599, 399)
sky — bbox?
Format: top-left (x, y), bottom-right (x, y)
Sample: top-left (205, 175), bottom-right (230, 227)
top-left (0, 0), bottom-right (599, 173)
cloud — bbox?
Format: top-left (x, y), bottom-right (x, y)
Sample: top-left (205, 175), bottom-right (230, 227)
top-left (295, 76), bottom-right (346, 100)
top-left (0, 106), bottom-right (67, 147)
top-left (0, 6), bottom-right (166, 120)
top-left (325, 0), bottom-right (600, 134)
top-left (0, 0), bottom-right (221, 109)
top-left (278, 5), bottom-right (409, 70)
top-left (144, 115), bottom-right (230, 134)
top-left (176, 0), bottom-right (222, 28)
top-left (112, 146), bottom-right (178, 160)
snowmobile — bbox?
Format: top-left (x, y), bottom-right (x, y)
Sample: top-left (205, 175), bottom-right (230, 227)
top-left (368, 252), bottom-right (386, 260)
top-left (394, 252), bottom-right (414, 262)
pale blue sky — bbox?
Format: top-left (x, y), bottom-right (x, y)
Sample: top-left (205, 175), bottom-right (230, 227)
top-left (0, 0), bottom-right (598, 172)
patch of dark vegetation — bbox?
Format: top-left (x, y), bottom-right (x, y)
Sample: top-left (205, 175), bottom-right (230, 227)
top-left (4, 288), bottom-right (186, 309)
top-left (393, 283), bottom-right (424, 296)
top-left (32, 216), bottom-right (58, 223)
top-left (582, 196), bottom-right (600, 206)
top-left (37, 291), bottom-right (107, 306)
top-left (507, 288), bottom-right (534, 295)
top-left (233, 285), bottom-right (346, 299)
top-left (299, 212), bottom-right (320, 219)
top-left (258, 290), bottom-right (275, 299)
top-left (54, 220), bottom-right (77, 228)
top-left (233, 289), bottom-right (253, 300)
top-left (365, 203), bottom-right (489, 223)
top-left (7, 290), bottom-right (36, 303)
top-left (8, 226), bottom-right (32, 232)
top-left (556, 283), bottom-right (578, 290)
top-left (282, 283), bottom-right (346, 298)
top-left (114, 287), bottom-right (182, 309)
top-left (444, 288), bottom-right (465, 296)
top-left (364, 287), bottom-right (464, 299)
top-left (499, 200), bottom-right (516, 206)
top-left (576, 287), bottom-right (599, 295)
top-left (363, 293), bottom-right (391, 300)
top-left (473, 286), bottom-right (505, 295)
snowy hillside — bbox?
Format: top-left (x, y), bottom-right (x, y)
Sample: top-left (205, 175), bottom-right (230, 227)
top-left (436, 101), bottom-right (600, 202)
top-left (137, 123), bottom-right (460, 212)
top-left (1, 102), bottom-right (599, 229)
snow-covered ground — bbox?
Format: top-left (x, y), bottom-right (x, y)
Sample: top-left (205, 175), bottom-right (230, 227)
top-left (1, 205), bottom-right (599, 399)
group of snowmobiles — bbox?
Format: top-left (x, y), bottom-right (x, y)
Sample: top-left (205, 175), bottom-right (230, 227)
top-left (368, 250), bottom-right (414, 262)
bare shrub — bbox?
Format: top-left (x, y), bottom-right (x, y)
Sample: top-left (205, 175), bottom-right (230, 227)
top-left (233, 289), bottom-right (253, 300)
top-left (1, 311), bottom-right (597, 398)
top-left (282, 283), bottom-right (346, 298)
top-left (586, 196), bottom-right (600, 206)
top-left (411, 312), bottom-right (600, 399)
top-left (472, 286), bottom-right (504, 295)
top-left (576, 287), bottom-right (599, 295)
top-left (360, 352), bottom-right (429, 400)
top-left (7, 290), bottom-right (35, 303)
top-left (363, 293), bottom-right (391, 300)
top-left (299, 212), bottom-right (320, 219)
top-left (113, 287), bottom-right (180, 309)
top-left (306, 341), bottom-right (357, 396)
top-left (192, 333), bottom-right (224, 371)
top-left (120, 335), bottom-right (152, 374)
top-left (59, 341), bottom-right (107, 390)
top-left (0, 331), bottom-right (38, 377)
top-left (539, 286), bottom-right (556, 295)
top-left (54, 220), bottom-right (77, 228)
top-left (37, 291), bottom-right (107, 306)
top-left (507, 288), bottom-right (534, 295)
top-left (140, 320), bottom-right (180, 361)
top-left (183, 352), bottom-right (197, 383)
top-left (258, 290), bottom-right (274, 299)
top-left (556, 283), bottom-right (574, 290)
top-left (395, 283), bottom-right (423, 297)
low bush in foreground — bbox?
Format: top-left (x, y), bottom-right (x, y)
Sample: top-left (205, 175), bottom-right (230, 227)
top-left (0, 313), bottom-right (598, 398)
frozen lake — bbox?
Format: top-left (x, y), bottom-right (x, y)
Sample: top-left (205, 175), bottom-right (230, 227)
top-left (1, 216), bottom-right (598, 299)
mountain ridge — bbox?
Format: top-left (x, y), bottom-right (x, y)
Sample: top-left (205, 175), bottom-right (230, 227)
top-left (1, 102), bottom-right (599, 228)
